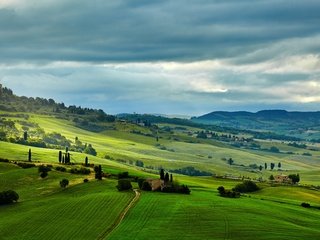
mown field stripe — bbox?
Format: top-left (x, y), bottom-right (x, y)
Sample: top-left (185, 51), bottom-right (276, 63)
top-left (97, 189), bottom-right (141, 240)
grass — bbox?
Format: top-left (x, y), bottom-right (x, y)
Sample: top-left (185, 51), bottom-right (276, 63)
top-left (0, 162), bottom-right (134, 240)
top-left (108, 188), bottom-right (320, 240)
top-left (2, 112), bottom-right (320, 239)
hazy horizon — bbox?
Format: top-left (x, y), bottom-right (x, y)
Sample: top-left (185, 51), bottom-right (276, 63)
top-left (1, 1), bottom-right (320, 115)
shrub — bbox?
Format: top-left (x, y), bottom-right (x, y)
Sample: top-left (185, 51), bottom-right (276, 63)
top-left (141, 181), bottom-right (152, 191)
top-left (83, 179), bottom-right (89, 183)
top-left (40, 171), bottom-right (48, 178)
top-left (0, 158), bottom-right (9, 163)
top-left (301, 202), bottom-right (311, 208)
top-left (17, 162), bottom-right (36, 169)
top-left (118, 172), bottom-right (129, 179)
top-left (233, 181), bottom-right (259, 193)
top-left (55, 166), bottom-right (67, 172)
top-left (0, 190), bottom-right (19, 204)
top-left (38, 165), bottom-right (51, 173)
top-left (137, 178), bottom-right (145, 189)
top-left (116, 179), bottom-right (132, 191)
top-left (217, 186), bottom-right (240, 198)
top-left (60, 179), bottom-right (69, 188)
top-left (70, 167), bottom-right (91, 175)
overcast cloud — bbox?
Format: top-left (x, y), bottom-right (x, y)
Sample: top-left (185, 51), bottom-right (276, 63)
top-left (1, 0), bottom-right (320, 115)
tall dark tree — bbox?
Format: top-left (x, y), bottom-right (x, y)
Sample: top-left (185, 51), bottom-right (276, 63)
top-left (23, 131), bottom-right (28, 141)
top-left (278, 162), bottom-right (281, 168)
top-left (228, 158), bottom-right (234, 165)
top-left (164, 172), bottom-right (169, 182)
top-left (28, 149), bottom-right (31, 162)
top-left (270, 163), bottom-right (275, 170)
top-left (160, 169), bottom-right (165, 180)
top-left (264, 162), bottom-right (267, 170)
top-left (62, 155), bottom-right (65, 164)
top-left (259, 165), bottom-right (263, 171)
top-left (170, 174), bottom-right (173, 182)
top-left (66, 147), bottom-right (69, 153)
top-left (94, 165), bottom-right (102, 180)
top-left (58, 151), bottom-right (62, 163)
top-left (85, 156), bottom-right (88, 166)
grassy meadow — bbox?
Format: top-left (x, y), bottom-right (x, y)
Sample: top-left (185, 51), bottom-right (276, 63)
top-left (1, 112), bottom-right (320, 239)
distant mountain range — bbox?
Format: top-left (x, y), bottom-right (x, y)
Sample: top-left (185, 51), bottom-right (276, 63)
top-left (192, 110), bottom-right (320, 140)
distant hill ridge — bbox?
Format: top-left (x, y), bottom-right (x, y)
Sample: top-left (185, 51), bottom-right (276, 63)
top-left (197, 110), bottom-right (320, 121)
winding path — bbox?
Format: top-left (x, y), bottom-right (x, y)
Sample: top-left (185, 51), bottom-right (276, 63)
top-left (97, 189), bottom-right (141, 240)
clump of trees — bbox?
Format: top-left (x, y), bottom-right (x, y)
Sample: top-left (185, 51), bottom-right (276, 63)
top-left (233, 180), bottom-right (259, 193)
top-left (60, 179), bottom-right (69, 188)
top-left (171, 166), bottom-right (212, 177)
top-left (70, 167), bottom-right (91, 175)
top-left (0, 190), bottom-right (19, 204)
top-left (288, 174), bottom-right (300, 184)
top-left (16, 162), bottom-right (35, 169)
top-left (117, 179), bottom-right (132, 191)
top-left (55, 166), bottom-right (66, 172)
top-left (84, 144), bottom-right (97, 156)
top-left (301, 202), bottom-right (310, 208)
top-left (217, 186), bottom-right (240, 198)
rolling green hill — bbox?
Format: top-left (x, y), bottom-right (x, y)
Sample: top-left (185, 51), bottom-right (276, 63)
top-left (1, 86), bottom-right (320, 239)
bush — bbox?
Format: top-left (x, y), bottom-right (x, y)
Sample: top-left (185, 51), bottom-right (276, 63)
top-left (233, 181), bottom-right (259, 193)
top-left (217, 186), bottom-right (240, 198)
top-left (116, 179), bottom-right (132, 191)
top-left (60, 179), bottom-right (69, 188)
top-left (301, 202), bottom-right (311, 208)
top-left (141, 181), bottom-right (152, 191)
top-left (83, 178), bottom-right (89, 183)
top-left (40, 171), bottom-right (48, 178)
top-left (0, 158), bottom-right (9, 163)
top-left (38, 165), bottom-right (51, 173)
top-left (118, 172), bottom-right (129, 179)
top-left (0, 190), bottom-right (19, 204)
top-left (16, 162), bottom-right (36, 169)
top-left (137, 178), bottom-right (145, 189)
top-left (70, 167), bottom-right (91, 175)
top-left (55, 166), bottom-right (67, 172)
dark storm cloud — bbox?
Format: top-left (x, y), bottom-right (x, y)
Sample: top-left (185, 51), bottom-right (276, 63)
top-left (1, 0), bottom-right (320, 63)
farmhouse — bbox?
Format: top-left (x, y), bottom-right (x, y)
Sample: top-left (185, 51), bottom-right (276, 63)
top-left (274, 175), bottom-right (292, 183)
top-left (145, 179), bottom-right (165, 191)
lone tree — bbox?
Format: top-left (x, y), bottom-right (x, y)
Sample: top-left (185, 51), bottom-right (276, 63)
top-left (270, 163), bottom-right (275, 170)
top-left (38, 165), bottom-right (51, 178)
top-left (117, 179), bottom-right (132, 191)
top-left (60, 179), bottom-right (69, 188)
top-left (264, 162), bottom-right (267, 170)
top-left (259, 165), bottom-right (263, 171)
top-left (278, 162), bottom-right (282, 169)
top-left (0, 190), bottom-right (19, 204)
top-left (85, 156), bottom-right (88, 166)
top-left (228, 158), bottom-right (234, 166)
top-left (28, 149), bottom-right (32, 162)
top-left (58, 151), bottom-right (62, 163)
top-left (170, 174), bottom-right (173, 182)
top-left (23, 131), bottom-right (28, 141)
top-left (269, 174), bottom-right (275, 181)
top-left (160, 169), bottom-right (165, 180)
top-left (94, 165), bottom-right (102, 180)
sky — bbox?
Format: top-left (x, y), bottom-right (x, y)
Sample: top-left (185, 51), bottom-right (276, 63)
top-left (0, 0), bottom-right (320, 116)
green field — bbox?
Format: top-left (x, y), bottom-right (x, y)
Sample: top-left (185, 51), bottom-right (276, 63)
top-left (1, 112), bottom-right (320, 239)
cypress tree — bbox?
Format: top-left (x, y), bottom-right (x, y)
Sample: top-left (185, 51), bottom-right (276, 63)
top-left (160, 169), bottom-right (165, 180)
top-left (24, 131), bottom-right (28, 141)
top-left (28, 149), bottom-right (31, 162)
top-left (62, 155), bottom-right (65, 164)
top-left (164, 172), bottom-right (169, 182)
top-left (170, 174), bottom-right (173, 182)
top-left (59, 151), bottom-right (62, 163)
top-left (85, 156), bottom-right (88, 166)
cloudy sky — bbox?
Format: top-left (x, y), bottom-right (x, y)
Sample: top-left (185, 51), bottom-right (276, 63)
top-left (1, 0), bottom-right (320, 115)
